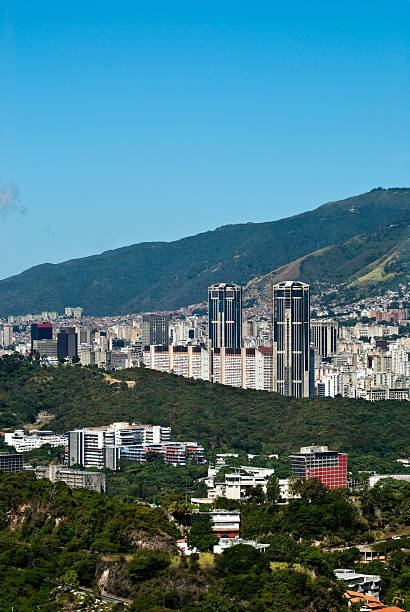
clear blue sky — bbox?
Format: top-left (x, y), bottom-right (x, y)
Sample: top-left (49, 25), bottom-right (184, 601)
top-left (1, 1), bottom-right (409, 279)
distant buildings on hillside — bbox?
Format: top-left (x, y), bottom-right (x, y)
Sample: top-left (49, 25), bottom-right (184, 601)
top-left (2, 279), bottom-right (410, 402)
top-left (67, 422), bottom-right (204, 470)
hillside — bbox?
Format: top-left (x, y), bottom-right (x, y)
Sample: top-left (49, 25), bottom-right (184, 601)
top-left (1, 187), bottom-right (409, 316)
top-left (246, 221), bottom-right (410, 298)
top-left (2, 355), bottom-right (409, 465)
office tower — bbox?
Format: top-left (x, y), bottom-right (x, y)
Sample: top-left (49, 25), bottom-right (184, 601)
top-left (272, 281), bottom-right (310, 398)
top-left (57, 327), bottom-right (78, 359)
top-left (310, 319), bottom-right (338, 359)
top-left (1, 324), bottom-right (13, 347)
top-left (32, 339), bottom-right (58, 358)
top-left (290, 445), bottom-right (347, 489)
top-left (31, 323), bottom-right (53, 351)
top-left (76, 326), bottom-right (92, 345)
top-left (73, 307), bottom-right (83, 318)
top-left (65, 307), bottom-right (73, 317)
top-left (142, 314), bottom-right (169, 348)
top-left (208, 283), bottom-right (242, 349)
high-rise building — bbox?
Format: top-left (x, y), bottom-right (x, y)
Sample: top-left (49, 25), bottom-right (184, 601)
top-left (32, 339), bottom-right (58, 358)
top-left (142, 314), bottom-right (169, 348)
top-left (208, 283), bottom-right (242, 349)
top-left (68, 422), bottom-right (173, 470)
top-left (272, 281), bottom-right (310, 398)
top-left (31, 323), bottom-right (53, 351)
top-left (311, 319), bottom-right (338, 359)
top-left (57, 327), bottom-right (78, 359)
top-left (1, 324), bottom-right (13, 347)
top-left (290, 445), bottom-right (347, 489)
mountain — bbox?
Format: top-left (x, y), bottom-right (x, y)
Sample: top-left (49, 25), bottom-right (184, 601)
top-left (246, 221), bottom-right (410, 299)
top-left (1, 187), bottom-right (410, 316)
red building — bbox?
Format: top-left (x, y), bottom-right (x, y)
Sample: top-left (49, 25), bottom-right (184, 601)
top-left (290, 445), bottom-right (347, 489)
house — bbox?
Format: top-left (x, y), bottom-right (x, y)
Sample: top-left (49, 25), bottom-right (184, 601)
top-left (335, 569), bottom-right (381, 599)
top-left (344, 589), bottom-right (404, 611)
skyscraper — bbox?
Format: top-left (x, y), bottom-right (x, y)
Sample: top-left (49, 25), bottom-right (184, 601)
top-left (31, 323), bottom-right (53, 351)
top-left (272, 280), bottom-right (310, 398)
top-left (208, 283), bottom-right (242, 349)
top-left (310, 319), bottom-right (338, 359)
top-left (142, 314), bottom-right (169, 348)
top-left (57, 327), bottom-right (78, 359)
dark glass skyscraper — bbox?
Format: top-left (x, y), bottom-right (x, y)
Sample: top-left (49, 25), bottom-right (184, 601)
top-left (57, 327), bottom-right (78, 359)
top-left (208, 283), bottom-right (242, 349)
top-left (272, 281), bottom-right (310, 398)
top-left (31, 323), bottom-right (53, 351)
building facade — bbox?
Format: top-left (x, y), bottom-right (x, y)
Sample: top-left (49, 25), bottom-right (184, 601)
top-left (290, 445), bottom-right (347, 489)
top-left (33, 465), bottom-right (106, 493)
top-left (57, 327), bottom-right (78, 359)
top-left (208, 283), bottom-right (242, 350)
top-left (31, 323), bottom-right (53, 350)
top-left (0, 452), bottom-right (24, 472)
top-left (273, 281), bottom-right (311, 398)
top-left (142, 314), bottom-right (169, 348)
top-left (311, 319), bottom-right (338, 359)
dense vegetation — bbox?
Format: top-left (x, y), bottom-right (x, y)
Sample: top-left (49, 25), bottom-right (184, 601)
top-left (1, 355), bottom-right (409, 472)
top-left (0, 471), bottom-right (178, 611)
top-left (107, 459), bottom-right (208, 503)
top-left (0, 188), bottom-right (409, 316)
top-left (2, 471), bottom-right (409, 610)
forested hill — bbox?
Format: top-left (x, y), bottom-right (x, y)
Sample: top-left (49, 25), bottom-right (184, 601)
top-left (1, 355), bottom-right (409, 465)
top-left (246, 221), bottom-right (410, 299)
top-left (1, 187), bottom-right (409, 316)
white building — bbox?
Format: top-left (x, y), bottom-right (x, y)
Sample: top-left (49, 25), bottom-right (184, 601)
top-left (5, 430), bottom-right (68, 453)
top-left (208, 466), bottom-right (275, 501)
top-left (67, 422), bottom-right (172, 469)
top-left (334, 569), bottom-right (381, 599)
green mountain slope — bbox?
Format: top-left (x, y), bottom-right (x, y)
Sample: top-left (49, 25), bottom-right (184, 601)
top-left (2, 355), bottom-right (409, 461)
top-left (1, 187), bottom-right (409, 316)
top-left (246, 221), bottom-right (409, 299)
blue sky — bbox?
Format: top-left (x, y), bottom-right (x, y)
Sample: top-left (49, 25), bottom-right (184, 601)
top-left (1, 1), bottom-right (409, 279)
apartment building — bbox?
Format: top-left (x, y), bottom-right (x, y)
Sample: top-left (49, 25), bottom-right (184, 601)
top-left (67, 422), bottom-right (172, 469)
top-left (290, 445), bottom-right (348, 489)
top-left (33, 464), bottom-right (106, 493)
top-left (5, 430), bottom-right (68, 453)
top-left (120, 441), bottom-right (205, 465)
top-left (195, 509), bottom-right (241, 539)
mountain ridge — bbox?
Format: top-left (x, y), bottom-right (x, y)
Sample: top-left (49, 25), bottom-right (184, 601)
top-left (1, 187), bottom-right (409, 316)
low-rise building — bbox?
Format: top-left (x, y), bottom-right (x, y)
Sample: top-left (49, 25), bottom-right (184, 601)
top-left (209, 468), bottom-right (274, 500)
top-left (368, 474), bottom-right (410, 488)
top-left (213, 538), bottom-right (270, 554)
top-left (32, 464), bottom-right (106, 493)
top-left (194, 509), bottom-right (240, 539)
top-left (4, 430), bottom-right (68, 453)
top-left (0, 452), bottom-right (23, 472)
top-left (334, 569), bottom-right (381, 599)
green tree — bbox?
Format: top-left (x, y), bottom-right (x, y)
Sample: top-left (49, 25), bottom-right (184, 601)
top-left (215, 543), bottom-right (270, 576)
top-left (266, 474), bottom-right (281, 503)
top-left (187, 515), bottom-right (218, 552)
top-left (127, 549), bottom-right (170, 582)
top-left (60, 569), bottom-right (79, 587)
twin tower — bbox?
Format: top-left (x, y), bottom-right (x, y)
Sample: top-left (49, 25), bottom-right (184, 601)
top-left (208, 280), bottom-right (311, 398)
